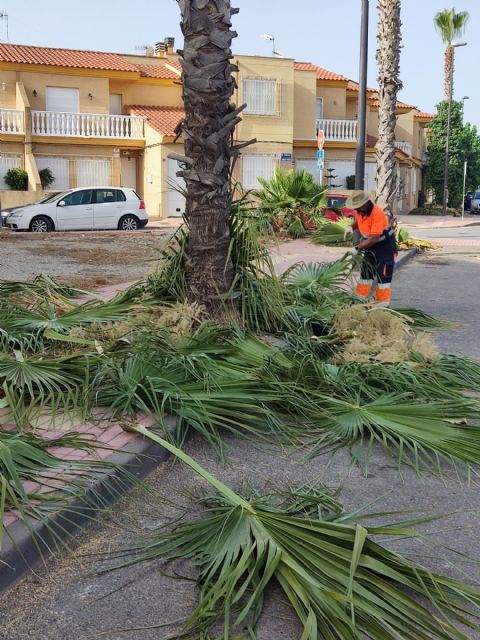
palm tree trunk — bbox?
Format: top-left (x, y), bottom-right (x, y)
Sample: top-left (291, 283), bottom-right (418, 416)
top-left (177, 0), bottom-right (239, 315)
top-left (375, 0), bottom-right (403, 218)
top-left (444, 45), bottom-right (454, 101)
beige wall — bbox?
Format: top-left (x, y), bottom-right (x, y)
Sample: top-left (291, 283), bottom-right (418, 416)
top-left (110, 81), bottom-right (183, 110)
top-left (317, 85), bottom-right (347, 120)
top-left (367, 107), bottom-right (379, 139)
top-left (234, 55), bottom-right (294, 145)
top-left (345, 97), bottom-right (357, 120)
top-left (293, 69), bottom-right (316, 140)
top-left (141, 125), bottom-right (164, 217)
top-left (0, 72), bottom-right (18, 108)
top-left (14, 72), bottom-right (110, 114)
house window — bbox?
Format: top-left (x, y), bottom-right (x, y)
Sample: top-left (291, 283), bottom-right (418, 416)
top-left (243, 78), bottom-right (278, 116)
top-left (242, 154), bottom-right (278, 189)
top-left (109, 94), bottom-right (123, 115)
top-left (316, 97), bottom-right (324, 121)
top-left (46, 87), bottom-right (79, 113)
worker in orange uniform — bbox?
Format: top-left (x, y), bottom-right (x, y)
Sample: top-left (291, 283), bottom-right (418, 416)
top-left (344, 191), bottom-right (397, 307)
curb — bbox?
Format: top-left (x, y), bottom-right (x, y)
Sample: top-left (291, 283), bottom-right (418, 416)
top-left (0, 417), bottom-right (176, 593)
top-left (396, 247), bottom-right (419, 270)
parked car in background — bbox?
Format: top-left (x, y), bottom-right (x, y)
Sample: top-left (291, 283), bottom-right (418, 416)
top-left (6, 188), bottom-right (148, 232)
top-left (470, 190), bottom-right (480, 214)
top-left (325, 194), bottom-right (355, 220)
top-left (464, 191), bottom-right (474, 212)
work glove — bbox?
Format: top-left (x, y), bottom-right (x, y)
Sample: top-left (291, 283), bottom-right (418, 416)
top-left (349, 247), bottom-right (359, 256)
top-left (344, 226), bottom-right (354, 241)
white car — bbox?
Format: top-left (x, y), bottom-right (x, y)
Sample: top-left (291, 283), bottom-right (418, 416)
top-left (6, 187), bottom-right (148, 232)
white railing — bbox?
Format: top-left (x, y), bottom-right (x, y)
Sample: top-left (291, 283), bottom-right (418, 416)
top-left (316, 118), bottom-right (358, 142)
top-left (395, 141), bottom-right (412, 157)
top-left (31, 111), bottom-right (145, 139)
top-left (0, 109), bottom-right (24, 134)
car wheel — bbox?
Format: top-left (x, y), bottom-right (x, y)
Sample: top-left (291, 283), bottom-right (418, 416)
top-left (30, 216), bottom-right (53, 233)
top-left (118, 215), bottom-right (139, 231)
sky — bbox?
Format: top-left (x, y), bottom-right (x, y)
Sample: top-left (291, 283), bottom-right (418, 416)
top-left (0, 0), bottom-right (477, 125)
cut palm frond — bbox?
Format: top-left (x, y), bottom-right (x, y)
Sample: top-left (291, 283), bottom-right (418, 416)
top-left (282, 258), bottom-right (353, 290)
top-left (394, 307), bottom-right (454, 330)
top-left (311, 217), bottom-right (352, 246)
top-left (0, 430), bottom-right (136, 548)
top-left (305, 392), bottom-right (480, 473)
top-left (0, 300), bottom-right (132, 338)
top-left (124, 431), bottom-right (480, 640)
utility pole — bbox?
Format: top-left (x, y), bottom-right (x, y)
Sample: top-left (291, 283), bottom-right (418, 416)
top-left (355, 0), bottom-right (369, 191)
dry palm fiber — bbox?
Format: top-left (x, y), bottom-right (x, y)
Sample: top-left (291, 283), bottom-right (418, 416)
top-left (333, 305), bottom-right (439, 363)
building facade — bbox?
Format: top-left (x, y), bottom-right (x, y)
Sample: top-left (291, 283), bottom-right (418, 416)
top-left (0, 42), bottom-right (433, 218)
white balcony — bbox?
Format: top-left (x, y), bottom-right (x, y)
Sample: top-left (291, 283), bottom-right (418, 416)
top-left (31, 111), bottom-right (145, 139)
top-left (316, 118), bottom-right (358, 142)
top-left (0, 109), bottom-right (24, 134)
top-left (395, 141), bottom-right (412, 157)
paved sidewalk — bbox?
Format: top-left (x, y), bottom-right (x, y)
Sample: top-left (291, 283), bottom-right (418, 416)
top-left (397, 214), bottom-right (480, 229)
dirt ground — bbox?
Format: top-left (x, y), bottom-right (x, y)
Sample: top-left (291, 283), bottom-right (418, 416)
top-left (0, 228), bottom-right (172, 290)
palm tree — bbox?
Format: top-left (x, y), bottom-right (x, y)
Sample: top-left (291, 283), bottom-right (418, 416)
top-left (434, 8), bottom-right (469, 101)
top-left (176, 0), bottom-right (242, 315)
top-left (375, 0), bottom-right (403, 218)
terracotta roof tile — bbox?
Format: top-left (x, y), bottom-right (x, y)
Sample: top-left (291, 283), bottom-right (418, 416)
top-left (294, 61), bottom-right (348, 82)
top-left (0, 43), bottom-right (138, 72)
top-left (133, 63), bottom-right (179, 79)
top-left (415, 111), bottom-right (435, 120)
top-left (129, 105), bottom-right (184, 136)
top-left (347, 80), bottom-right (377, 93)
top-left (370, 97), bottom-right (417, 110)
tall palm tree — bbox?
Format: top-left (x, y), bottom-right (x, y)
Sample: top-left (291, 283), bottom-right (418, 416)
top-left (434, 8), bottom-right (469, 101)
top-left (176, 0), bottom-right (241, 315)
top-left (375, 0), bottom-right (403, 218)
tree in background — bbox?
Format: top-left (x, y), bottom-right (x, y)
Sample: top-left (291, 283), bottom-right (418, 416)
top-left (425, 101), bottom-right (480, 208)
top-left (434, 8), bottom-right (469, 101)
top-left (375, 0), bottom-right (403, 218)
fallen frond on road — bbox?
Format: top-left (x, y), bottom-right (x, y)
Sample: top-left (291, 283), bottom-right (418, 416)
top-left (113, 430), bottom-right (480, 640)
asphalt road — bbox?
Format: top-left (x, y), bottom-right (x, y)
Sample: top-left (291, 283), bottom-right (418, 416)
top-left (1, 232), bottom-right (480, 640)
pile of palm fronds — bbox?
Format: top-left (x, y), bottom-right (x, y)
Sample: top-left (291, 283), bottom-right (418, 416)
top-left (397, 227), bottom-right (439, 251)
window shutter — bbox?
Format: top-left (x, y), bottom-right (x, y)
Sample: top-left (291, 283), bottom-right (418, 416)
top-left (243, 79), bottom-right (278, 116)
top-left (46, 87), bottom-right (79, 113)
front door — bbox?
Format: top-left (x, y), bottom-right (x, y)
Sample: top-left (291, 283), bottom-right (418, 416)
top-left (167, 158), bottom-right (186, 217)
top-left (121, 157), bottom-right (137, 189)
top-left (93, 188), bottom-right (126, 229)
top-left (56, 189), bottom-right (94, 230)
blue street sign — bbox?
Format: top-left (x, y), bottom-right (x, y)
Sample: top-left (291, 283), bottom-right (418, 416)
top-left (316, 149), bottom-right (324, 162)
top-left (281, 153), bottom-right (292, 162)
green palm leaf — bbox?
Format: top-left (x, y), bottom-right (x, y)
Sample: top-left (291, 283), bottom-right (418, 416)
top-left (129, 430), bottom-right (480, 640)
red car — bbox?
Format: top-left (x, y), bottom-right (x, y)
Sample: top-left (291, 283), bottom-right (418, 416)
top-left (324, 194), bottom-right (355, 221)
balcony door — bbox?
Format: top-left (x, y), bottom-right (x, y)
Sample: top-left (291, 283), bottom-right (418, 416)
top-left (46, 87), bottom-right (79, 113)
top-left (316, 98), bottom-right (324, 121)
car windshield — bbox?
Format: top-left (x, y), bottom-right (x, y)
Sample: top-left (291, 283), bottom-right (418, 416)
top-left (38, 191), bottom-right (70, 204)
top-left (328, 197), bottom-right (347, 208)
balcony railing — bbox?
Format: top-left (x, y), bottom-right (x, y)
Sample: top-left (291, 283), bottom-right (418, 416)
top-left (316, 118), bottom-right (357, 142)
top-left (31, 111), bottom-right (145, 139)
top-left (395, 141), bottom-right (412, 157)
top-left (0, 109), bottom-right (24, 134)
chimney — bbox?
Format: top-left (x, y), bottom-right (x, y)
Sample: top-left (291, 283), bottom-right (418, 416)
top-left (164, 37), bottom-right (175, 53)
top-left (146, 46), bottom-right (154, 57)
top-left (155, 41), bottom-right (166, 57)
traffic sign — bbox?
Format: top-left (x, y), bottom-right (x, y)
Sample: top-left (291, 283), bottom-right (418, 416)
top-left (316, 149), bottom-right (324, 162)
top-left (317, 159), bottom-right (324, 170)
top-left (317, 129), bottom-right (325, 150)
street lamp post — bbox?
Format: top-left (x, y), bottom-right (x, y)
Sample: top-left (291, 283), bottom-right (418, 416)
top-left (355, 0), bottom-right (369, 190)
top-left (461, 95), bottom-right (469, 122)
top-left (442, 41), bottom-right (467, 216)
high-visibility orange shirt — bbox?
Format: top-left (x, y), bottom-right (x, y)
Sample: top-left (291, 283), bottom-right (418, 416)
top-left (354, 204), bottom-right (389, 236)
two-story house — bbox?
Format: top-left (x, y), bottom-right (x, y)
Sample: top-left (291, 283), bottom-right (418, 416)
top-left (0, 42), bottom-right (433, 219)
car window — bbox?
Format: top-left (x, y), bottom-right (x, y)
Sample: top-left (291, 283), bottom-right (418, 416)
top-left (94, 189), bottom-right (118, 204)
top-left (116, 190), bottom-right (126, 202)
top-left (475, 191), bottom-right (480, 199)
top-left (39, 191), bottom-right (68, 204)
top-left (328, 197), bottom-right (347, 208)
top-left (62, 190), bottom-right (93, 206)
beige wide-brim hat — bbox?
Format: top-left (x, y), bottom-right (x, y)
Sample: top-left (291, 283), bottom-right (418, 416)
top-left (345, 190), bottom-right (375, 210)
